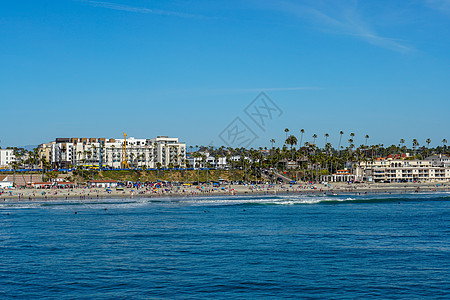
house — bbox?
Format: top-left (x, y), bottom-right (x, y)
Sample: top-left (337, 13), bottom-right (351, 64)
top-left (425, 154), bottom-right (450, 167)
top-left (0, 175), bottom-right (14, 189)
top-left (326, 169), bottom-right (356, 182)
top-left (87, 180), bottom-right (119, 188)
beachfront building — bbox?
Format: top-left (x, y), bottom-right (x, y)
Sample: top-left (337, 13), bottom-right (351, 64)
top-left (0, 175), bottom-right (14, 188)
top-left (325, 169), bottom-right (356, 182)
top-left (150, 136), bottom-right (186, 168)
top-left (186, 155), bottom-right (201, 168)
top-left (45, 135), bottom-right (186, 169)
top-left (187, 152), bottom-right (229, 169)
top-left (355, 157), bottom-right (450, 182)
top-left (0, 149), bottom-right (17, 168)
top-left (87, 180), bottom-right (119, 188)
top-left (424, 154), bottom-right (450, 167)
top-left (37, 142), bottom-right (54, 168)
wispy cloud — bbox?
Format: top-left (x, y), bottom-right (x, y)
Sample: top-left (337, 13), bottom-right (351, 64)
top-left (265, 0), bottom-right (413, 53)
top-left (82, 0), bottom-right (208, 19)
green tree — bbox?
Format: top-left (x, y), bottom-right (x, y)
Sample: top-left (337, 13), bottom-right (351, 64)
top-left (338, 131), bottom-right (344, 155)
top-left (285, 135), bottom-right (298, 160)
top-left (412, 139), bottom-right (419, 156)
top-left (284, 128), bottom-right (289, 141)
top-left (270, 139), bottom-right (275, 149)
top-left (300, 129), bottom-right (305, 146)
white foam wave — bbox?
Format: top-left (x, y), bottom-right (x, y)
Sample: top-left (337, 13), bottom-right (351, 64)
top-left (1, 192), bottom-right (446, 210)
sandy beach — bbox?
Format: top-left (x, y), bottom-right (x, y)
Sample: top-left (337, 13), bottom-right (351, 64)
top-left (1, 182), bottom-right (449, 202)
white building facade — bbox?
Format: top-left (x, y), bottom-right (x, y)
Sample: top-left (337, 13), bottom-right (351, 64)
top-left (186, 152), bottom-right (229, 169)
top-left (0, 149), bottom-right (16, 168)
top-left (47, 136), bottom-right (186, 169)
top-left (355, 158), bottom-right (450, 182)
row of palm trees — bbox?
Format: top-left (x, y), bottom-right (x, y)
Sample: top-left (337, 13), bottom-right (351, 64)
top-left (283, 128), bottom-right (447, 149)
top-left (189, 131), bottom-right (448, 182)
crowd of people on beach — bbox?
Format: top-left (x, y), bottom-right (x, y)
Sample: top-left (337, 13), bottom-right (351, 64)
top-left (1, 179), bottom-right (448, 202)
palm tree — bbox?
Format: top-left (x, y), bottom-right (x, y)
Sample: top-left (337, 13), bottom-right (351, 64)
top-left (348, 139), bottom-right (354, 152)
top-left (77, 151), bottom-right (82, 167)
top-left (338, 131), bottom-right (344, 155)
top-left (425, 138), bottom-right (431, 157)
top-left (365, 134), bottom-right (370, 146)
top-left (168, 162), bottom-right (174, 182)
top-left (324, 133), bottom-right (329, 147)
top-left (300, 129), bottom-right (305, 147)
top-left (130, 153), bottom-right (136, 168)
top-left (41, 157), bottom-right (51, 180)
top-left (443, 139), bottom-right (447, 148)
top-left (270, 139), bottom-right (275, 149)
top-left (11, 160), bottom-right (19, 187)
top-left (412, 139), bottom-right (419, 156)
top-left (397, 139), bottom-right (405, 155)
top-left (312, 134), bottom-right (317, 145)
top-left (83, 150), bottom-right (90, 165)
top-left (156, 162), bottom-right (162, 180)
top-left (284, 128), bottom-right (289, 140)
top-left (285, 135), bottom-right (298, 161)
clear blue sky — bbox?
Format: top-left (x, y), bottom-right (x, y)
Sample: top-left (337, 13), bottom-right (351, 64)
top-left (1, 0), bottom-right (449, 149)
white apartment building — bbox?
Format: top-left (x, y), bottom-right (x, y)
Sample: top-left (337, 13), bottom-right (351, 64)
top-left (150, 136), bottom-right (186, 168)
top-left (355, 158), bottom-right (450, 182)
top-left (47, 136), bottom-right (186, 169)
top-left (187, 152), bottom-right (229, 169)
top-left (0, 149), bottom-right (16, 168)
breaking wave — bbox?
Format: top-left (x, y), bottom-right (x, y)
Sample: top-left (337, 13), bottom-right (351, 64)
top-left (0, 192), bottom-right (449, 211)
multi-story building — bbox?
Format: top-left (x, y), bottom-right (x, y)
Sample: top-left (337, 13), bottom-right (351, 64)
top-left (150, 136), bottom-right (186, 168)
top-left (0, 149), bottom-right (16, 168)
top-left (186, 152), bottom-right (228, 169)
top-left (46, 136), bottom-right (186, 169)
top-left (424, 154), bottom-right (450, 167)
top-left (37, 142), bottom-right (54, 168)
top-left (355, 157), bottom-right (450, 182)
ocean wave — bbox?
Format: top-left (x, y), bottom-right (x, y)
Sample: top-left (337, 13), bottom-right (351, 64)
top-left (0, 193), bottom-right (448, 210)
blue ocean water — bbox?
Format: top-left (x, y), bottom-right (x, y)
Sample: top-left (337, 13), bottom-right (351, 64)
top-left (1, 193), bottom-right (449, 299)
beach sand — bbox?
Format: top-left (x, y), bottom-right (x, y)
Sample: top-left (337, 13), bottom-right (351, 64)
top-left (1, 182), bottom-right (449, 202)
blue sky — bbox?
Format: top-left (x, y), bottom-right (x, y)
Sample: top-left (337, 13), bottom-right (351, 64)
top-left (1, 0), bottom-right (449, 149)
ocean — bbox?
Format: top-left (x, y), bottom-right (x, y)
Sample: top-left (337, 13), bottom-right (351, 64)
top-left (1, 193), bottom-right (449, 299)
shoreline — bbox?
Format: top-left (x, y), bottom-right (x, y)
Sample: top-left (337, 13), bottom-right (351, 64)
top-left (1, 182), bottom-right (449, 202)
